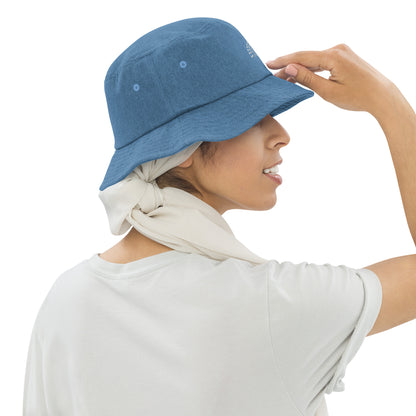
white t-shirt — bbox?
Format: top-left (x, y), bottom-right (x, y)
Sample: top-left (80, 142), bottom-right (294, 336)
top-left (23, 250), bottom-right (382, 416)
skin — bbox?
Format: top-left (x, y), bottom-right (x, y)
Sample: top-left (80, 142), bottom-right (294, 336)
top-left (101, 43), bottom-right (398, 263)
top-left (177, 113), bottom-right (290, 215)
top-left (99, 113), bottom-right (290, 263)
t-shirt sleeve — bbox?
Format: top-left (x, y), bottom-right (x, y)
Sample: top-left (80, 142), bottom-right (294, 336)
top-left (267, 260), bottom-right (382, 408)
top-left (23, 323), bottom-right (48, 415)
top-left (22, 282), bottom-right (56, 416)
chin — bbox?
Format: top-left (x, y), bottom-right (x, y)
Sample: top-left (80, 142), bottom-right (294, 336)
top-left (247, 196), bottom-right (277, 211)
top-left (260, 201), bottom-right (277, 211)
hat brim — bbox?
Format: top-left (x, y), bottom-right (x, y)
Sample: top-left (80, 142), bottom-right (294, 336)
top-left (99, 73), bottom-right (314, 191)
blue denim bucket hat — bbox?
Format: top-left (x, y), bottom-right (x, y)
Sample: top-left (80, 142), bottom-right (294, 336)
top-left (99, 17), bottom-right (314, 191)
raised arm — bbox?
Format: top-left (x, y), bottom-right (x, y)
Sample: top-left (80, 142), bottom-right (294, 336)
top-left (363, 89), bottom-right (416, 335)
top-left (370, 88), bottom-right (416, 246)
top-left (266, 45), bottom-right (416, 336)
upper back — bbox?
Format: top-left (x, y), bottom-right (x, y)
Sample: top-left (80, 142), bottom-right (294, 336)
top-left (24, 250), bottom-right (382, 416)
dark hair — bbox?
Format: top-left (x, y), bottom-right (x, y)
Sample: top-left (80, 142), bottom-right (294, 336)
top-left (155, 141), bottom-right (219, 198)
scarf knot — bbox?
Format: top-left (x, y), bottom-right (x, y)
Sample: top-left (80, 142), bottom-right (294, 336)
top-left (126, 171), bottom-right (164, 214)
top-left (98, 141), bottom-right (268, 264)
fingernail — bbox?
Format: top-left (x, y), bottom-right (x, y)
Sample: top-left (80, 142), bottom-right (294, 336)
top-left (285, 65), bottom-right (298, 77)
top-left (266, 60), bottom-right (273, 65)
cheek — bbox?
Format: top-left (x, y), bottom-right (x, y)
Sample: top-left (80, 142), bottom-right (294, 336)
top-left (229, 166), bottom-right (264, 192)
top-left (228, 154), bottom-right (262, 178)
top-left (198, 148), bottom-right (264, 192)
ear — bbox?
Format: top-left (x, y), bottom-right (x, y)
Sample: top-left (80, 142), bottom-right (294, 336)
top-left (177, 153), bottom-right (195, 169)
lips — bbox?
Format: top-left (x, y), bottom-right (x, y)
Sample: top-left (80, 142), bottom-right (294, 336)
top-left (264, 173), bottom-right (283, 185)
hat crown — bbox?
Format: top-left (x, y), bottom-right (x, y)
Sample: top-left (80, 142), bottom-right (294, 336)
top-left (104, 17), bottom-right (269, 150)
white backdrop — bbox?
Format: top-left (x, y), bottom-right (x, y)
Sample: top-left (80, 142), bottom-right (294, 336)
top-left (2, 0), bottom-right (415, 414)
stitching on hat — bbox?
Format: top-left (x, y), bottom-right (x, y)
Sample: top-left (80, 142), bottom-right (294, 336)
top-left (116, 73), bottom-right (272, 150)
top-left (106, 22), bottom-right (213, 82)
top-left (149, 51), bottom-right (176, 117)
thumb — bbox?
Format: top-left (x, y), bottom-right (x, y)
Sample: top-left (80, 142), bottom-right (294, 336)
top-left (285, 64), bottom-right (326, 95)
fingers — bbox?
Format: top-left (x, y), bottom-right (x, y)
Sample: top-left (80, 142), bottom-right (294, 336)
top-left (265, 44), bottom-right (385, 112)
top-left (267, 49), bottom-right (338, 97)
top-left (274, 68), bottom-right (291, 80)
top-left (266, 49), bottom-right (334, 72)
top-left (273, 69), bottom-right (296, 83)
top-left (273, 66), bottom-right (325, 80)
top-left (279, 63), bottom-right (334, 99)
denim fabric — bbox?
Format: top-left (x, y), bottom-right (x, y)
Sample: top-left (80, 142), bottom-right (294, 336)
top-left (100, 17), bottom-right (314, 191)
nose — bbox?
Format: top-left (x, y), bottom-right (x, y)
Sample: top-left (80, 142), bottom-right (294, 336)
top-left (278, 130), bottom-right (290, 147)
top-left (266, 116), bottom-right (290, 148)
top-left (268, 128), bottom-right (290, 149)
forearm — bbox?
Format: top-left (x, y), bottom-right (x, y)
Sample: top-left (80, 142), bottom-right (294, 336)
top-left (370, 84), bottom-right (416, 247)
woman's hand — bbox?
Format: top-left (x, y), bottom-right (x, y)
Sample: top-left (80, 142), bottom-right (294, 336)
top-left (266, 44), bottom-right (400, 118)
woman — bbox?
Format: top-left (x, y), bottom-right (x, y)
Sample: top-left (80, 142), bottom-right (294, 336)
top-left (23, 17), bottom-right (416, 416)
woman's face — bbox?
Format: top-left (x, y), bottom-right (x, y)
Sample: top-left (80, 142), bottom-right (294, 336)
top-left (178, 114), bottom-right (290, 215)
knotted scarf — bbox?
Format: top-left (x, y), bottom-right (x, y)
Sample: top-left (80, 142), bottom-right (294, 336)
top-left (98, 141), bottom-right (268, 264)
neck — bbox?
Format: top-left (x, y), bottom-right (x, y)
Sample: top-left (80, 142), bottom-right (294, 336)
top-left (122, 227), bottom-right (173, 253)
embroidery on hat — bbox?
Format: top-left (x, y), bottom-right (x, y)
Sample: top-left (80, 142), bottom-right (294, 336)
top-left (245, 42), bottom-right (256, 58)
top-left (179, 60), bottom-right (187, 68)
top-left (133, 83), bottom-right (140, 91)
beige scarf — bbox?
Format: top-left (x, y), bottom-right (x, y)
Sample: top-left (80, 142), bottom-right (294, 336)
top-left (98, 141), bottom-right (269, 265)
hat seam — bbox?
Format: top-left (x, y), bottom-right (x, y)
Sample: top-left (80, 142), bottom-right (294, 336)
top-left (105, 22), bottom-right (213, 82)
top-left (150, 51), bottom-right (175, 119)
top-left (115, 72), bottom-right (273, 151)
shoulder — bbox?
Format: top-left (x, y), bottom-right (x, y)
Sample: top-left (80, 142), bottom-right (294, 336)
top-left (33, 258), bottom-right (92, 336)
